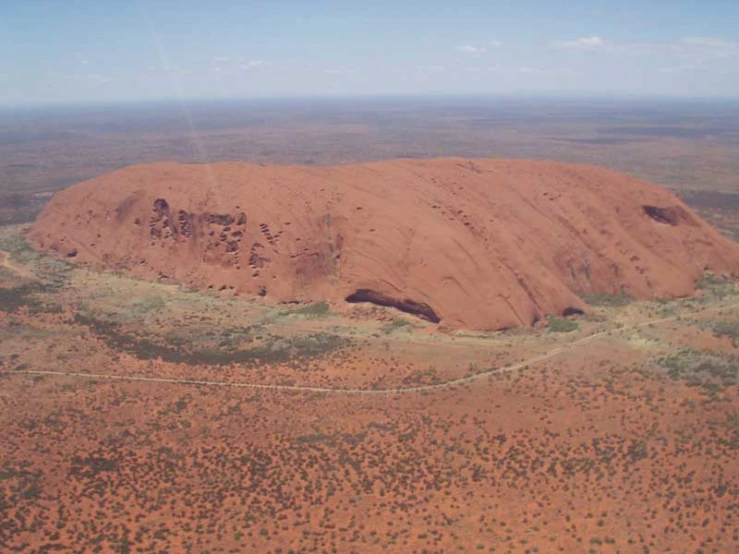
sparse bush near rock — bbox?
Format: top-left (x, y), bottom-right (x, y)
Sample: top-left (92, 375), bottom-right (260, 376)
top-left (1, 226), bottom-right (738, 554)
top-left (547, 316), bottom-right (579, 333)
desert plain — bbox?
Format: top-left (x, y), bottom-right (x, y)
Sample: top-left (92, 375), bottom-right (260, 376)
top-left (1, 98), bottom-right (738, 554)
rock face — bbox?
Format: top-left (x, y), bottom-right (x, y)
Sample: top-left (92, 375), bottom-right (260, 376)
top-left (29, 158), bottom-right (739, 330)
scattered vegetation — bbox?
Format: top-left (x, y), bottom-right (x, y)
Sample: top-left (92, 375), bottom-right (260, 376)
top-left (657, 349), bottom-right (738, 389)
top-left (697, 273), bottom-right (736, 299)
top-left (382, 318), bottom-right (411, 334)
top-left (0, 230), bottom-right (40, 265)
top-left (130, 296), bottom-right (167, 317)
top-left (580, 291), bottom-right (633, 307)
top-left (0, 193), bottom-right (48, 225)
top-left (0, 231), bottom-right (72, 288)
top-left (1, 218), bottom-right (738, 553)
top-left (0, 284), bottom-right (41, 312)
top-left (547, 316), bottom-right (579, 333)
top-left (2, 97), bottom-right (739, 554)
top-left (0, 282), bottom-right (62, 314)
top-left (73, 313), bottom-right (348, 366)
top-left (291, 301), bottom-right (331, 318)
top-left (712, 320), bottom-right (739, 345)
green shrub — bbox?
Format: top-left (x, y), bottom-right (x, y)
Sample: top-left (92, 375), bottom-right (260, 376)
top-left (0, 232), bottom-right (39, 265)
top-left (657, 349), bottom-right (738, 389)
top-left (547, 316), bottom-right (579, 333)
top-left (0, 282), bottom-right (60, 313)
top-left (73, 313), bottom-right (348, 366)
top-left (131, 296), bottom-right (167, 316)
top-left (293, 301), bottom-right (331, 318)
top-left (713, 321), bottom-right (739, 344)
top-left (697, 274), bottom-right (736, 299)
top-left (382, 319), bottom-right (411, 334)
top-left (580, 292), bottom-right (633, 307)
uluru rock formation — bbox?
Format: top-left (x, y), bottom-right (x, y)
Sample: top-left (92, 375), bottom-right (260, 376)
top-left (29, 158), bottom-right (739, 331)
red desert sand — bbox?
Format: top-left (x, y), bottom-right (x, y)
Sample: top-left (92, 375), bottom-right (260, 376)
top-left (29, 158), bottom-right (739, 330)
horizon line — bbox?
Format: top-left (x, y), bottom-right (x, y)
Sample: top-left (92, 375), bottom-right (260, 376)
top-left (3, 92), bottom-right (739, 111)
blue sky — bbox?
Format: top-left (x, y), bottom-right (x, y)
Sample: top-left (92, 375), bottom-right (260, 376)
top-left (2, 0), bottom-right (739, 105)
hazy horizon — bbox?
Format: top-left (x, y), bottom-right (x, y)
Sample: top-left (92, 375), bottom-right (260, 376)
top-left (4, 92), bottom-right (739, 113)
top-left (3, 0), bottom-right (739, 106)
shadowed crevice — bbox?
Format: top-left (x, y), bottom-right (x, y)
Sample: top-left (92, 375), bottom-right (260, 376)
top-left (345, 289), bottom-right (441, 323)
top-left (643, 205), bottom-right (679, 226)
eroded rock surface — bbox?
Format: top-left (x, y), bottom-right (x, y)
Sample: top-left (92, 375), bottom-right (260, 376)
top-left (29, 158), bottom-right (739, 330)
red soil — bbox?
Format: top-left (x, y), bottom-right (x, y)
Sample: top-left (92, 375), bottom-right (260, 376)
top-left (28, 158), bottom-right (739, 330)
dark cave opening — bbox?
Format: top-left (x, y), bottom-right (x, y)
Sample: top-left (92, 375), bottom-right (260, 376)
top-left (643, 205), bottom-right (679, 226)
top-left (345, 289), bottom-right (441, 323)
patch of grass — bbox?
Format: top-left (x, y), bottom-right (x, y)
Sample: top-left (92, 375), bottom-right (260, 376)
top-left (0, 285), bottom-right (37, 312)
top-left (579, 291), bottom-right (633, 307)
top-left (292, 301), bottom-right (331, 318)
top-left (0, 282), bottom-right (61, 313)
top-left (73, 313), bottom-right (348, 367)
top-left (698, 273), bottom-right (726, 289)
top-left (0, 266), bottom-right (16, 281)
top-left (130, 296), bottom-right (167, 317)
top-left (657, 349), bottom-right (738, 389)
top-left (0, 461), bottom-right (44, 501)
top-left (400, 367), bottom-right (442, 386)
top-left (713, 321), bottom-right (739, 346)
top-left (382, 318), bottom-right (411, 334)
top-left (547, 316), bottom-right (579, 333)
top-left (0, 229), bottom-right (73, 287)
top-left (69, 455), bottom-right (119, 479)
top-left (211, 325), bottom-right (264, 350)
top-left (697, 274), bottom-right (736, 299)
top-left (0, 230), bottom-right (40, 265)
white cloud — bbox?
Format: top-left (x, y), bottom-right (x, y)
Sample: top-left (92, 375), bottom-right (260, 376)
top-left (213, 56), bottom-right (230, 62)
top-left (553, 36), bottom-right (605, 49)
top-left (456, 45), bottom-right (486, 54)
top-left (489, 40), bottom-right (502, 48)
top-left (238, 60), bottom-right (273, 70)
top-left (553, 35), bottom-right (739, 62)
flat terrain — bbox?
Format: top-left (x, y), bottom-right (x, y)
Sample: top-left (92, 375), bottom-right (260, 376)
top-left (1, 97), bottom-right (739, 240)
top-left (1, 98), bottom-right (738, 553)
top-left (1, 226), bottom-right (738, 553)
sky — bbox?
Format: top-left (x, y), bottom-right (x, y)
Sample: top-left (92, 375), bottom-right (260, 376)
top-left (2, 0), bottom-right (739, 106)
